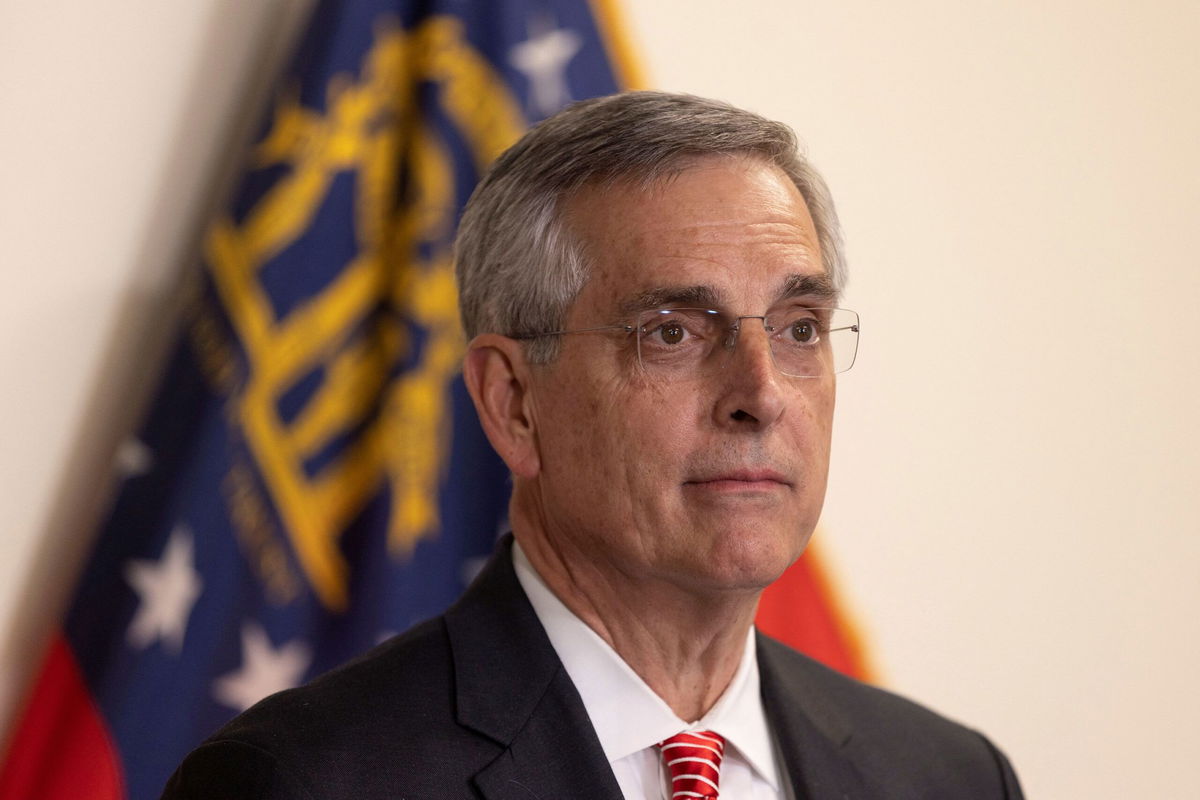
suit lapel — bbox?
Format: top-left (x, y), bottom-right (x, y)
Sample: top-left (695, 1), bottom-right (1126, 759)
top-left (445, 536), bottom-right (621, 800)
top-left (757, 634), bottom-right (868, 800)
top-left (443, 541), bottom-right (875, 799)
top-left (470, 669), bottom-right (620, 800)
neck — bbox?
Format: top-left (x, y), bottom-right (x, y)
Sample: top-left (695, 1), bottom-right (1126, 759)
top-left (511, 495), bottom-right (761, 722)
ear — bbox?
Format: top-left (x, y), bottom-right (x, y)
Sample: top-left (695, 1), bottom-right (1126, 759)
top-left (462, 334), bottom-right (541, 479)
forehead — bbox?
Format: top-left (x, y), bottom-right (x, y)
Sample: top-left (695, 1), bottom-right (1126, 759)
top-left (564, 156), bottom-right (826, 315)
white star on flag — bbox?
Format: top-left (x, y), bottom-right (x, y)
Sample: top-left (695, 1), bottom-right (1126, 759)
top-left (124, 524), bottom-right (203, 654)
top-left (213, 622), bottom-right (311, 712)
top-left (114, 437), bottom-right (154, 478)
top-left (509, 18), bottom-right (582, 116)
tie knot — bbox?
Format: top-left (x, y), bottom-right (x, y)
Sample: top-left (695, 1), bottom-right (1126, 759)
top-left (657, 730), bottom-right (725, 799)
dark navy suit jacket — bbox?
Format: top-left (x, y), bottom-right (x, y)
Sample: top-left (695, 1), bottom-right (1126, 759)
top-left (161, 537), bottom-right (1024, 799)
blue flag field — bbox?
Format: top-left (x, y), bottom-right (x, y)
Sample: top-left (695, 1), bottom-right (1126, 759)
top-left (0, 2), bottom-right (633, 797)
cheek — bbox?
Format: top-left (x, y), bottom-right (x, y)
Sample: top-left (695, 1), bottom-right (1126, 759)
top-left (548, 378), bottom-right (694, 495)
top-left (538, 374), bottom-right (629, 483)
top-left (617, 387), bottom-right (711, 512)
top-left (800, 386), bottom-right (836, 497)
top-left (819, 386), bottom-right (837, 449)
top-left (802, 378), bottom-right (836, 436)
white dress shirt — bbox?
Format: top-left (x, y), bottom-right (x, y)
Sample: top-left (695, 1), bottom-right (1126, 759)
top-left (512, 542), bottom-right (791, 799)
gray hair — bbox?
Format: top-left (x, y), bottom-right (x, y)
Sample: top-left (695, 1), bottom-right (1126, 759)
top-left (455, 91), bottom-right (847, 363)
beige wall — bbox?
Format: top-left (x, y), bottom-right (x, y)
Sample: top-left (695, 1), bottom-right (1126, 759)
top-left (0, 0), bottom-right (309, 749)
top-left (2, 1), bottom-right (1197, 797)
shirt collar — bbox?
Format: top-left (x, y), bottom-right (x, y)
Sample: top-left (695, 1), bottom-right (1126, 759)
top-left (512, 540), bottom-right (780, 790)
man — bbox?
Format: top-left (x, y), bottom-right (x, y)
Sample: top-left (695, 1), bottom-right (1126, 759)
top-left (162, 92), bottom-right (1023, 799)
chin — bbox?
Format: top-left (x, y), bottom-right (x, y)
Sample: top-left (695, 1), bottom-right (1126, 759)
top-left (696, 524), bottom-right (810, 592)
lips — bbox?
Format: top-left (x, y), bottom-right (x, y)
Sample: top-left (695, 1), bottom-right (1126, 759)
top-left (684, 468), bottom-right (792, 488)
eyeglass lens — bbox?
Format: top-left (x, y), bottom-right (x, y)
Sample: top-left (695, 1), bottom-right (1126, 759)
top-left (634, 308), bottom-right (859, 378)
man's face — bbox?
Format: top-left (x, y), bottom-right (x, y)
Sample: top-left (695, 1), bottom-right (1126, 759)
top-left (525, 156), bottom-right (836, 597)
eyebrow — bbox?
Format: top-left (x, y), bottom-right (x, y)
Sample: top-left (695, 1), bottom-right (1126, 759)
top-left (617, 284), bottom-right (723, 316)
top-left (615, 273), bottom-right (837, 317)
top-left (778, 273), bottom-right (838, 303)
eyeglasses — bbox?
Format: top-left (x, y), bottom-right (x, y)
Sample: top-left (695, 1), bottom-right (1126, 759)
top-left (515, 307), bottom-right (860, 379)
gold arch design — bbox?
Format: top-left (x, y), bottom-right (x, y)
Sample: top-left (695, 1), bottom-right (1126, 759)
top-left (203, 17), bottom-right (526, 611)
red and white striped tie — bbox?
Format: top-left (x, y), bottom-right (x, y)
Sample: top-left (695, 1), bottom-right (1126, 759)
top-left (657, 730), bottom-right (725, 799)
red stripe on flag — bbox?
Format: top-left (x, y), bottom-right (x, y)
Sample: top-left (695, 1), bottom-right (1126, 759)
top-left (0, 632), bottom-right (124, 800)
top-left (756, 544), bottom-right (872, 680)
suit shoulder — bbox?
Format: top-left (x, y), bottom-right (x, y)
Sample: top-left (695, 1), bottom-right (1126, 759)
top-left (226, 616), bottom-right (453, 735)
top-left (162, 617), bottom-right (499, 799)
top-left (160, 738), bottom-right (317, 800)
top-left (759, 633), bottom-right (973, 735)
top-left (757, 635), bottom-right (1024, 798)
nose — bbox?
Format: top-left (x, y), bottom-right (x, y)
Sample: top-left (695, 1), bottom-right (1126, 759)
top-left (713, 319), bottom-right (786, 428)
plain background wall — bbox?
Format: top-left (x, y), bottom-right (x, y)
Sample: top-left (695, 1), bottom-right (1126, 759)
top-left (2, 1), bottom-right (1198, 797)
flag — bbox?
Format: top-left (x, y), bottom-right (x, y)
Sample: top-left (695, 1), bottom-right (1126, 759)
top-left (0, 2), bottom-right (864, 798)
top-left (758, 540), bottom-right (871, 678)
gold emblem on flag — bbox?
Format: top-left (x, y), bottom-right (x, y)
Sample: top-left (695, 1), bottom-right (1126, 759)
top-left (197, 18), bottom-right (525, 611)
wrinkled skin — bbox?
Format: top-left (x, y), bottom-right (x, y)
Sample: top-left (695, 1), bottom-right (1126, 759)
top-left (465, 155), bottom-right (837, 718)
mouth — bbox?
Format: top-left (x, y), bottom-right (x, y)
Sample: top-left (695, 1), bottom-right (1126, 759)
top-left (683, 469), bottom-right (792, 492)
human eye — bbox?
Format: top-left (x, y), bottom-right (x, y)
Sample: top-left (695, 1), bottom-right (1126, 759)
top-left (647, 318), bottom-right (690, 346)
top-left (637, 309), bottom-right (714, 352)
top-left (773, 308), bottom-right (828, 348)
